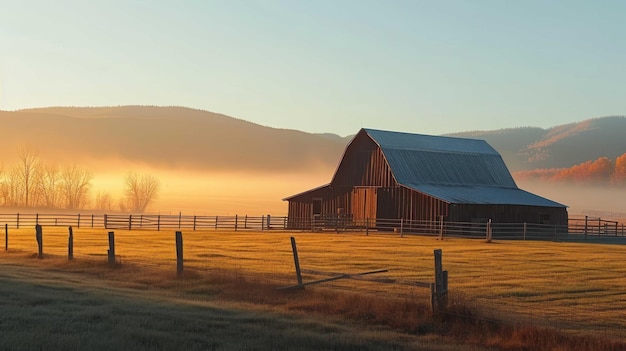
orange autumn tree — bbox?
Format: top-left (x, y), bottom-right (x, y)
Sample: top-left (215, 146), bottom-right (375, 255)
top-left (552, 157), bottom-right (612, 183)
top-left (612, 153), bottom-right (626, 184)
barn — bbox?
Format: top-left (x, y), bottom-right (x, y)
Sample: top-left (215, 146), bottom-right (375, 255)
top-left (284, 128), bottom-right (567, 229)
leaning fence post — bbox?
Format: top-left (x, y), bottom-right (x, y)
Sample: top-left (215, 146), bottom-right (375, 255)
top-left (35, 224), bottom-right (43, 259)
top-left (290, 236), bottom-right (303, 288)
top-left (175, 231), bottom-right (183, 277)
top-left (68, 226), bottom-right (74, 260)
top-left (107, 231), bottom-right (116, 265)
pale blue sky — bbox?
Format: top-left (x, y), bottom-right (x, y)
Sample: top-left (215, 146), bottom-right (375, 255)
top-left (1, 0), bottom-right (624, 136)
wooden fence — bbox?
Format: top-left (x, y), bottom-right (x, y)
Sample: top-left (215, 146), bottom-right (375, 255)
top-left (0, 212), bottom-right (623, 240)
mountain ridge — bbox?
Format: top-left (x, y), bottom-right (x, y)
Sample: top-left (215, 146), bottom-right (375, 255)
top-left (1, 106), bottom-right (625, 174)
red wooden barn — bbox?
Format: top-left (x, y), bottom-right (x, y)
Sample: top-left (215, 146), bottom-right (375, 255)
top-left (284, 128), bottom-right (567, 229)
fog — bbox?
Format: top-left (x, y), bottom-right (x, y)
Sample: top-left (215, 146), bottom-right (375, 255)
top-left (517, 180), bottom-right (626, 217)
top-left (91, 168), bottom-right (333, 216)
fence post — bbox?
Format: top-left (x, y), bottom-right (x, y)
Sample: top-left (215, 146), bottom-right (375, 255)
top-left (108, 231), bottom-right (116, 265)
top-left (486, 219), bottom-right (492, 242)
top-left (140, 215), bottom-right (143, 229)
top-left (17, 213), bottom-right (20, 229)
top-left (584, 216), bottom-right (588, 239)
top-left (261, 216), bottom-right (265, 231)
top-left (35, 224), bottom-right (43, 259)
top-left (129, 215), bottom-right (132, 231)
top-left (400, 218), bottom-right (404, 238)
top-left (91, 214), bottom-right (94, 228)
top-left (438, 215), bottom-right (444, 240)
top-left (244, 215), bottom-right (248, 229)
top-left (432, 249), bottom-right (448, 314)
top-left (77, 213), bottom-right (81, 229)
top-left (290, 236), bottom-right (303, 288)
top-left (5, 223), bottom-right (7, 251)
top-left (523, 222), bottom-right (527, 240)
top-left (235, 215), bottom-right (238, 231)
top-left (554, 224), bottom-right (558, 242)
top-left (193, 216), bottom-right (197, 231)
top-left (215, 216), bottom-right (218, 230)
top-left (178, 212), bottom-right (182, 229)
top-left (157, 215), bottom-right (161, 231)
top-left (267, 214), bottom-right (271, 230)
top-left (68, 226), bottom-right (74, 260)
top-left (36, 213), bottom-right (39, 225)
top-left (365, 217), bottom-right (369, 236)
top-left (104, 214), bottom-right (108, 229)
top-left (175, 231), bottom-right (183, 277)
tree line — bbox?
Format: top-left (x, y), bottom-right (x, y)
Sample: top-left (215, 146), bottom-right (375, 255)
top-left (0, 146), bottom-right (160, 212)
top-left (514, 153), bottom-right (626, 185)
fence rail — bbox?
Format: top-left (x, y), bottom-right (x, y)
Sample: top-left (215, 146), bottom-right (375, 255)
top-left (0, 212), bottom-right (623, 240)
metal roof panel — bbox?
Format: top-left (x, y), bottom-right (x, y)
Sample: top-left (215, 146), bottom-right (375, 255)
top-left (405, 183), bottom-right (566, 207)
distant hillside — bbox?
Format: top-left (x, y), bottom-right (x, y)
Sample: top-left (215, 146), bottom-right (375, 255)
top-left (0, 106), bottom-right (348, 172)
top-left (450, 116), bottom-right (626, 171)
top-left (1, 107), bottom-right (624, 175)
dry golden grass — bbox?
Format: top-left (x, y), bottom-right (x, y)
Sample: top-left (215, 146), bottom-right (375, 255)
top-left (3, 226), bottom-right (626, 348)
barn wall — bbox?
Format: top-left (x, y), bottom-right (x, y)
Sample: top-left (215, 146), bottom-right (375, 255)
top-left (448, 204), bottom-right (568, 225)
top-left (286, 186), bottom-right (352, 229)
top-left (333, 133), bottom-right (397, 188)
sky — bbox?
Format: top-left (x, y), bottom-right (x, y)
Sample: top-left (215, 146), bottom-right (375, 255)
top-left (1, 0), bottom-right (625, 137)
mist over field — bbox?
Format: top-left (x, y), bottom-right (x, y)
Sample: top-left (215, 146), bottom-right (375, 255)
top-left (516, 180), bottom-right (626, 217)
top-left (2, 106), bottom-right (626, 216)
top-left (88, 168), bottom-right (332, 215)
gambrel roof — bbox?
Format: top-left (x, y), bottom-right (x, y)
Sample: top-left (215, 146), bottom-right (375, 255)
top-left (345, 129), bottom-right (565, 207)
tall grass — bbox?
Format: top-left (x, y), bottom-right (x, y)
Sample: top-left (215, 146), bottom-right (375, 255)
top-left (2, 227), bottom-right (626, 349)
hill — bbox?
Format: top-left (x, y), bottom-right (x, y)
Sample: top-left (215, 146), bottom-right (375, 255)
top-left (450, 116), bottom-right (626, 171)
top-left (2, 106), bottom-right (625, 175)
top-left (0, 106), bottom-right (348, 172)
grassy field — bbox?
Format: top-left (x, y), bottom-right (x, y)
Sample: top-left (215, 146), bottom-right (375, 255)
top-left (2, 227), bottom-right (626, 349)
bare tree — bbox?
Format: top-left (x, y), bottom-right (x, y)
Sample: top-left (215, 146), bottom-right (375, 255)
top-left (94, 191), bottom-right (113, 211)
top-left (124, 172), bottom-right (160, 212)
top-left (61, 164), bottom-right (93, 210)
top-left (38, 164), bottom-right (61, 208)
top-left (16, 146), bottom-right (41, 207)
top-left (1, 167), bottom-right (21, 207)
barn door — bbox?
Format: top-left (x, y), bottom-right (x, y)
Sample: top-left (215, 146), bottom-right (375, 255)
top-left (352, 187), bottom-right (377, 224)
